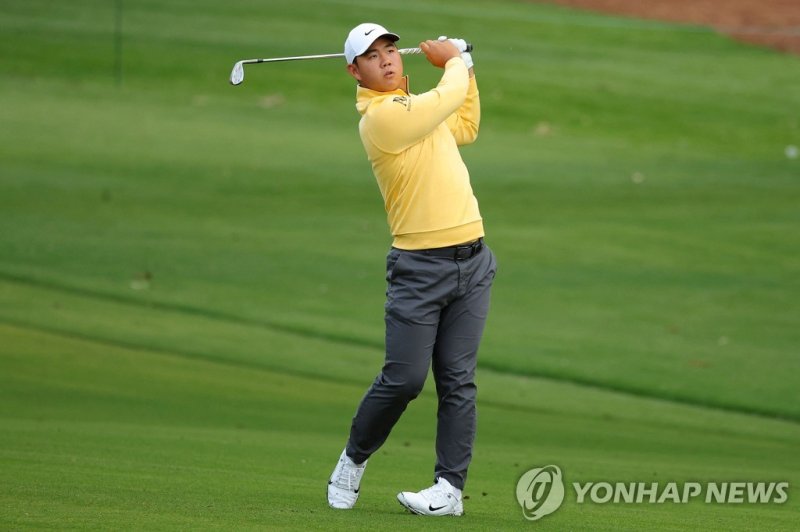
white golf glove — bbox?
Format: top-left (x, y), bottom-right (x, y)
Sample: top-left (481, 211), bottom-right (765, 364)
top-left (438, 36), bottom-right (474, 69)
top-left (460, 51), bottom-right (474, 70)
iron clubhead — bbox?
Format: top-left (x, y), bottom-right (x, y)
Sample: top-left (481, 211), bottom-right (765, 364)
top-left (230, 61), bottom-right (245, 85)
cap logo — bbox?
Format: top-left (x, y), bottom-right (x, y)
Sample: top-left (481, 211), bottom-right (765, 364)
top-left (345, 23), bottom-right (399, 64)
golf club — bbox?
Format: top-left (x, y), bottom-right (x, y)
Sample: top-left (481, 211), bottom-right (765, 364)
top-left (230, 42), bottom-right (473, 85)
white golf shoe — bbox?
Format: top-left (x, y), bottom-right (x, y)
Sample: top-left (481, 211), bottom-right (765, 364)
top-left (397, 477), bottom-right (464, 516)
top-left (327, 448), bottom-right (367, 509)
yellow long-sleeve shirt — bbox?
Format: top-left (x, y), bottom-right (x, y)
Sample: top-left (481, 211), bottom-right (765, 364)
top-left (355, 57), bottom-right (484, 250)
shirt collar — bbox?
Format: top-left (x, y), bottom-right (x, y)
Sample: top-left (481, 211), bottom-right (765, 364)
top-left (355, 76), bottom-right (410, 115)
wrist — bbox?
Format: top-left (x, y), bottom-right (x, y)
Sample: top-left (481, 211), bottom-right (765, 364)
top-left (444, 55), bottom-right (461, 66)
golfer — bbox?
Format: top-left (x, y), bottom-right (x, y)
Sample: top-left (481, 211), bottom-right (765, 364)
top-left (327, 22), bottom-right (496, 517)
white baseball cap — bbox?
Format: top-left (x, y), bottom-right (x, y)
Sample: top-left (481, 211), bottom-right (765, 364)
top-left (344, 23), bottom-right (400, 64)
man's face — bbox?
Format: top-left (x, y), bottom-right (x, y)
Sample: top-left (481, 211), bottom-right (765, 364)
top-left (347, 37), bottom-right (404, 92)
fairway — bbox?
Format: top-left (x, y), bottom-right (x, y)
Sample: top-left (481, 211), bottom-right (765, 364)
top-left (1, 0), bottom-right (799, 529)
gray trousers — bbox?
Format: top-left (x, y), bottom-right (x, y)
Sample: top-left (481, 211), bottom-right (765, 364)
top-left (346, 242), bottom-right (496, 490)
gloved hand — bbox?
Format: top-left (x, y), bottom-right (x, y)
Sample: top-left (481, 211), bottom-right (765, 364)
top-left (460, 51), bottom-right (474, 70)
top-left (438, 36), bottom-right (473, 69)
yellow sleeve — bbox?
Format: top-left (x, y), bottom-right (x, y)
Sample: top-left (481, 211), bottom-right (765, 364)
top-left (365, 57), bottom-right (470, 154)
top-left (445, 76), bottom-right (480, 145)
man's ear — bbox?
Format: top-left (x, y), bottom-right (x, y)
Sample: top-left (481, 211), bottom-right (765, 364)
top-left (346, 62), bottom-right (361, 83)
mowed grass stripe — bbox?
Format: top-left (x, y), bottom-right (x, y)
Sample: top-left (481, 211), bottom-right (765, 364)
top-left (0, 279), bottom-right (380, 389)
top-left (3, 285), bottom-right (799, 447)
top-left (3, 273), bottom-right (798, 422)
top-left (0, 270), bottom-right (384, 351)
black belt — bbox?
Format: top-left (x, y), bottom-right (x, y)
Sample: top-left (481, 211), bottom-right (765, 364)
top-left (408, 238), bottom-right (484, 261)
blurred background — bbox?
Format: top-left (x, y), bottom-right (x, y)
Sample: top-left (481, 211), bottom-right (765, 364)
top-left (1, 0), bottom-right (798, 529)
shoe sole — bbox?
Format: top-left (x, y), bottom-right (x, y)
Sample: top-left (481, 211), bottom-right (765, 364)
top-left (396, 493), bottom-right (463, 516)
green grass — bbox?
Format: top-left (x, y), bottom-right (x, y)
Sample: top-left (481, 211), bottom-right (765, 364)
top-left (1, 0), bottom-right (799, 528)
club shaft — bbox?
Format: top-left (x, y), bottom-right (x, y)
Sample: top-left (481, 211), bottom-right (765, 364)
top-left (230, 43), bottom-right (471, 85)
top-left (240, 47), bottom-right (424, 65)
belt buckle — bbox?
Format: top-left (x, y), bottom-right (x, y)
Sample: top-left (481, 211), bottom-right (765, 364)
top-left (451, 239), bottom-right (483, 260)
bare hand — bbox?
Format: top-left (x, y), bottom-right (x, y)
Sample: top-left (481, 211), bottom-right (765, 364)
top-left (419, 39), bottom-right (460, 68)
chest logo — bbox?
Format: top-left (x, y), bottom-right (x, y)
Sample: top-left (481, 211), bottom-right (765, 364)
top-left (392, 96), bottom-right (411, 110)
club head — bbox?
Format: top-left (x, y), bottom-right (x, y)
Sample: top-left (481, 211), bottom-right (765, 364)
top-left (230, 61), bottom-right (244, 85)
